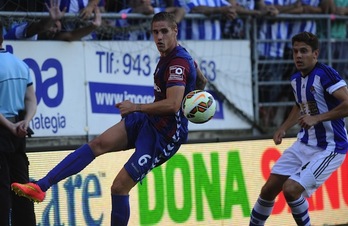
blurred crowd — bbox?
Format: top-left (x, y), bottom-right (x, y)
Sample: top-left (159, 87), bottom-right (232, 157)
top-left (0, 0), bottom-right (347, 41)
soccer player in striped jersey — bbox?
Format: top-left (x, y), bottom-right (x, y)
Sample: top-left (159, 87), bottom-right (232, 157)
top-left (250, 32), bottom-right (348, 226)
top-left (12, 12), bottom-right (207, 226)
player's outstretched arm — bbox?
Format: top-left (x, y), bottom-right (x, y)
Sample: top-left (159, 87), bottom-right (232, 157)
top-left (116, 85), bottom-right (185, 117)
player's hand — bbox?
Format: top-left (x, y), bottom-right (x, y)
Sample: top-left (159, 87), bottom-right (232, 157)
top-left (298, 114), bottom-right (319, 130)
top-left (115, 100), bottom-right (137, 117)
top-left (15, 121), bottom-right (29, 137)
top-left (80, 3), bottom-right (96, 20)
top-left (265, 5), bottom-right (279, 16)
top-left (46, 0), bottom-right (66, 21)
top-left (91, 5), bottom-right (102, 28)
top-left (221, 6), bottom-right (237, 20)
top-left (273, 129), bottom-right (286, 145)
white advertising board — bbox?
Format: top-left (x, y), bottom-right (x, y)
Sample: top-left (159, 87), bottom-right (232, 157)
top-left (5, 41), bottom-right (87, 136)
top-left (5, 40), bottom-right (252, 137)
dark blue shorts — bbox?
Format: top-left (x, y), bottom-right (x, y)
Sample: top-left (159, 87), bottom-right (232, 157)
top-left (123, 112), bottom-right (182, 182)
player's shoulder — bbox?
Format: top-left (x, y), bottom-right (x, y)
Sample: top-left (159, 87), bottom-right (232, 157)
top-left (315, 62), bottom-right (341, 78)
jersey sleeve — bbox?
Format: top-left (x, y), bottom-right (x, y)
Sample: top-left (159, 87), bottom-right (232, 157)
top-left (321, 67), bottom-right (346, 94)
top-left (165, 58), bottom-right (191, 88)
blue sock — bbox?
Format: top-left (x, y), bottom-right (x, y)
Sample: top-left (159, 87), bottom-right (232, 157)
top-left (37, 144), bottom-right (95, 191)
top-left (111, 194), bottom-right (130, 226)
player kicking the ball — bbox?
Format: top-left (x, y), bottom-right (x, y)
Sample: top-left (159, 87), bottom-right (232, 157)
top-left (12, 12), bottom-right (207, 226)
top-left (249, 32), bottom-right (348, 226)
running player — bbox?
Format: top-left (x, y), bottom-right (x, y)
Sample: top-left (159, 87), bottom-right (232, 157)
top-left (12, 12), bottom-right (207, 226)
top-left (249, 31), bottom-right (348, 226)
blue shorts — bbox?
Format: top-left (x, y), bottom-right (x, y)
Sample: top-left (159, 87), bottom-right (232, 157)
top-left (123, 112), bottom-right (183, 182)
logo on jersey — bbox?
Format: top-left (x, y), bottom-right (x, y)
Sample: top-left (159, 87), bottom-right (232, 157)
top-left (154, 83), bottom-right (161, 92)
top-left (169, 65), bottom-right (184, 81)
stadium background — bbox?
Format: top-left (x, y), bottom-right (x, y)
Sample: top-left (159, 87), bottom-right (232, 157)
top-left (1, 2), bottom-right (348, 225)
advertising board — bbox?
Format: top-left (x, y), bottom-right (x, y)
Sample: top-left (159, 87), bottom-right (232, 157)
top-left (5, 40), bottom-right (252, 137)
top-left (28, 138), bottom-right (348, 225)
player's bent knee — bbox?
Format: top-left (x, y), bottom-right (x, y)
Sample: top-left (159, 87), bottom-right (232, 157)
top-left (282, 179), bottom-right (304, 201)
top-left (111, 168), bottom-right (137, 195)
top-left (260, 185), bottom-right (277, 200)
top-left (88, 138), bottom-right (105, 156)
top-left (111, 181), bottom-right (132, 195)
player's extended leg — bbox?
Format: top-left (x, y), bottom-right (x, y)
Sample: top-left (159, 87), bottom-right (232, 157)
top-left (249, 173), bottom-right (288, 226)
top-left (110, 167), bottom-right (137, 226)
top-left (12, 120), bottom-right (129, 202)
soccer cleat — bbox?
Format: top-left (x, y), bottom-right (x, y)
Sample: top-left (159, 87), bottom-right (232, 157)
top-left (11, 182), bottom-right (46, 203)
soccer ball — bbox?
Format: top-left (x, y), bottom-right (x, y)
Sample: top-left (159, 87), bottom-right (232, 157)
top-left (182, 90), bottom-right (217, 124)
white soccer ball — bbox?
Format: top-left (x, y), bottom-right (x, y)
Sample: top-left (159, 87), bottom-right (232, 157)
top-left (182, 90), bottom-right (217, 124)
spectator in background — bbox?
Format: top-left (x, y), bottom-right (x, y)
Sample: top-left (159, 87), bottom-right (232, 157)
top-left (319, 0), bottom-right (348, 79)
top-left (151, 0), bottom-right (186, 24)
top-left (4, 0), bottom-right (102, 41)
top-left (44, 0), bottom-right (105, 40)
top-left (257, 0), bottom-right (289, 127)
top-left (223, 0), bottom-right (278, 39)
top-left (45, 0), bottom-right (104, 18)
top-left (108, 0), bottom-right (185, 40)
top-left (286, 0), bottom-right (327, 42)
top-left (40, 4), bottom-right (102, 41)
top-left (175, 0), bottom-right (237, 40)
top-left (110, 0), bottom-right (154, 40)
top-left (0, 20), bottom-right (37, 226)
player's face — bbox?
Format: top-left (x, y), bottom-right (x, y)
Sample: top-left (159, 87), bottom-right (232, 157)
top-left (292, 41), bottom-right (319, 76)
top-left (152, 20), bottom-right (178, 56)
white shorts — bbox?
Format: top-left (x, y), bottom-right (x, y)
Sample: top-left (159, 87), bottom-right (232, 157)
top-left (271, 140), bottom-right (346, 197)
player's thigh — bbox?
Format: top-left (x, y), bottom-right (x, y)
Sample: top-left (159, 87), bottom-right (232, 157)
top-left (89, 120), bottom-right (128, 156)
top-left (271, 140), bottom-right (304, 176)
top-left (124, 120), bottom-right (181, 183)
top-left (290, 151), bottom-right (346, 197)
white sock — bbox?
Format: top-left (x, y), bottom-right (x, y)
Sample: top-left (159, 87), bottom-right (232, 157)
top-left (249, 196), bottom-right (275, 226)
top-left (288, 196), bottom-right (311, 226)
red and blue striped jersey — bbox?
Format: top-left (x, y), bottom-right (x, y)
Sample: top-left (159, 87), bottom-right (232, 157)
top-left (148, 45), bottom-right (197, 142)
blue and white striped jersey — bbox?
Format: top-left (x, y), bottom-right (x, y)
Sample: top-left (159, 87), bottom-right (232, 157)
top-left (257, 0), bottom-right (291, 58)
top-left (4, 22), bottom-right (38, 40)
top-left (175, 0), bottom-right (230, 40)
top-left (113, 8), bottom-right (150, 40)
top-left (291, 62), bottom-right (348, 154)
top-left (287, 0), bottom-right (321, 42)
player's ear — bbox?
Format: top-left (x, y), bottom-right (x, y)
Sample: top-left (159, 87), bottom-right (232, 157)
top-left (173, 26), bottom-right (178, 36)
top-left (313, 48), bottom-right (319, 59)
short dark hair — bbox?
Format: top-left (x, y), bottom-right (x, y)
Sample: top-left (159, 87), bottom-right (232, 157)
top-left (151, 12), bottom-right (177, 29)
top-left (292, 32), bottom-right (319, 51)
